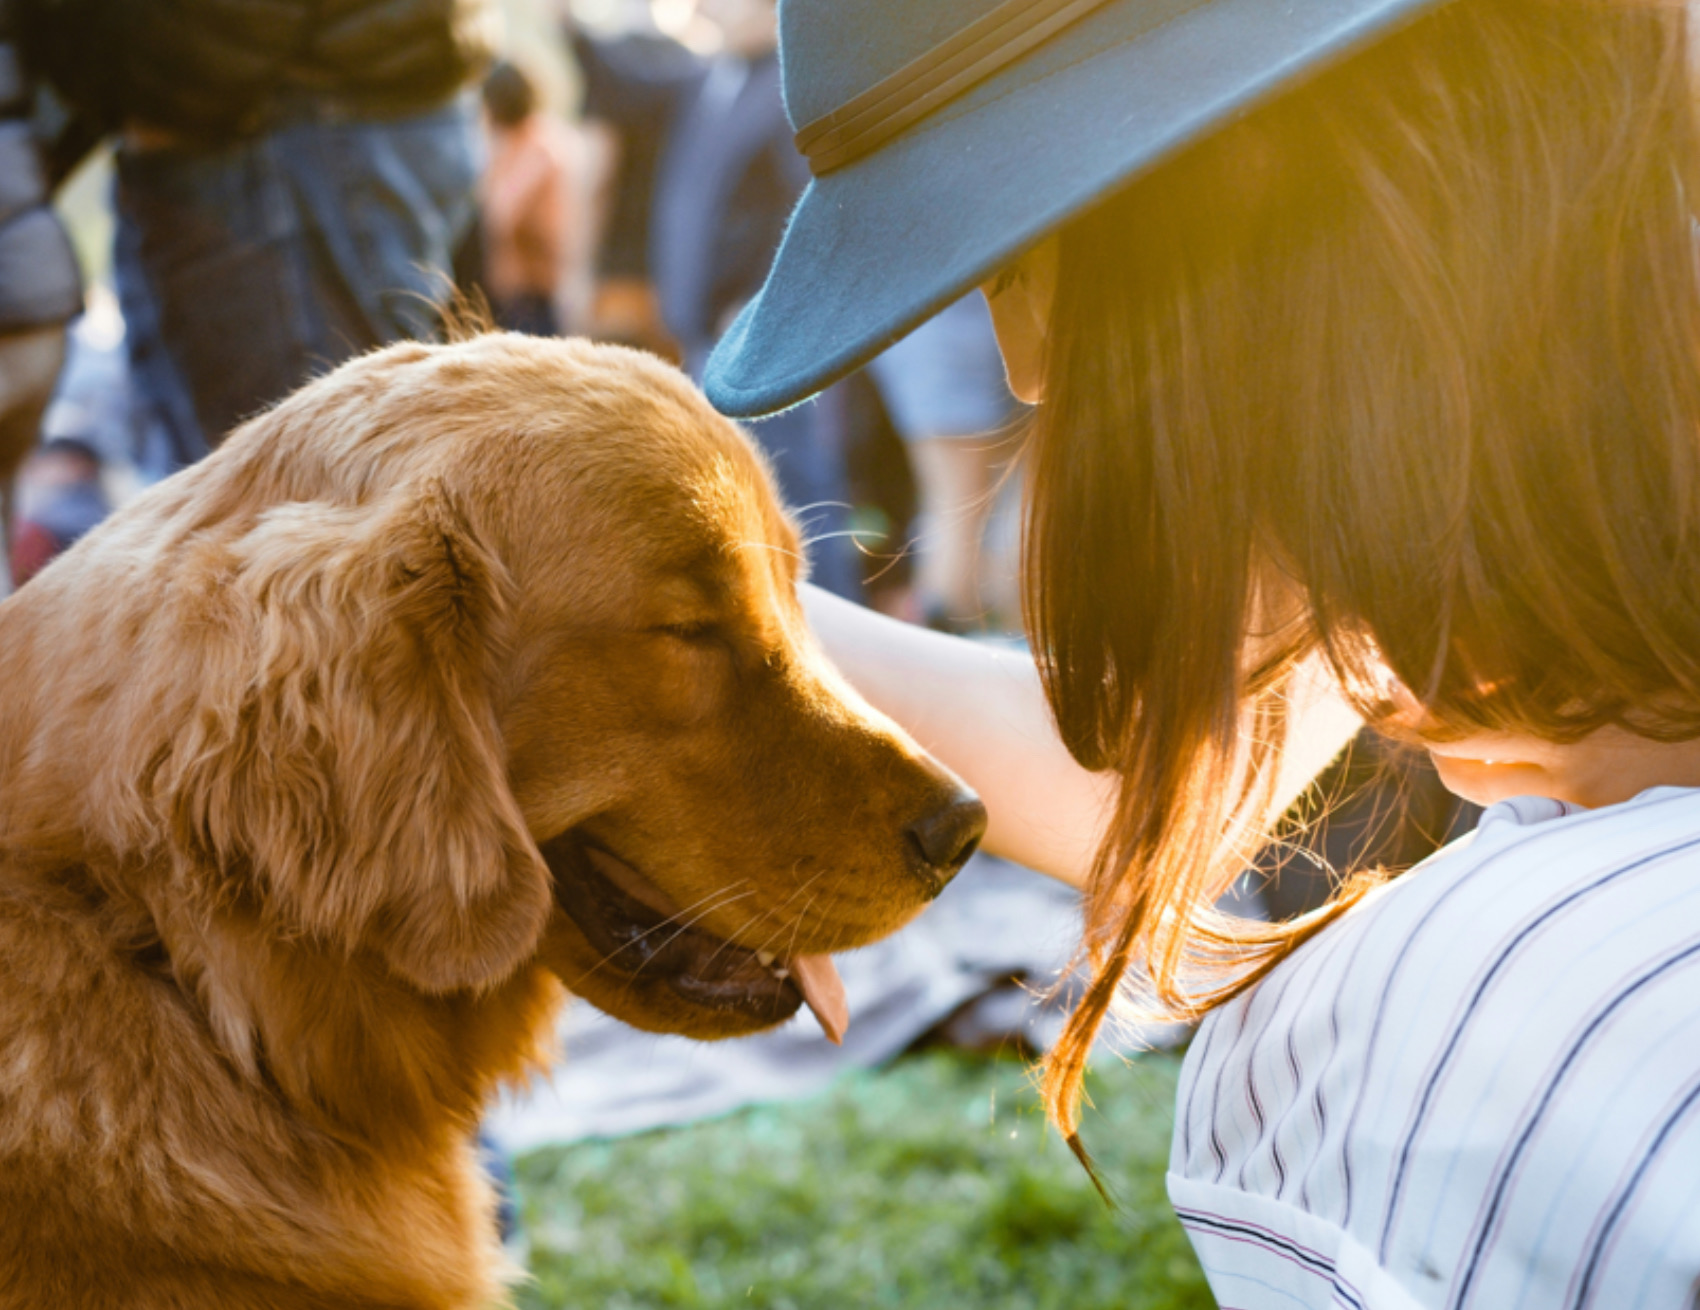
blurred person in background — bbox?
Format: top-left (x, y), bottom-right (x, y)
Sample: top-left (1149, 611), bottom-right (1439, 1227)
top-left (571, 0), bottom-right (1019, 608)
top-left (479, 60), bottom-right (573, 338)
top-left (567, 1), bottom-right (699, 357)
top-left (866, 292), bottom-right (1020, 634)
top-left (10, 435), bottom-right (107, 587)
top-left (18, 0), bottom-right (496, 472)
top-left (0, 0), bottom-right (79, 590)
top-left (579, 0), bottom-right (863, 597)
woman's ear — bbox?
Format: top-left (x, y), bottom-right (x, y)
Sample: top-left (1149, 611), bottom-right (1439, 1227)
top-left (163, 479), bottom-right (553, 994)
top-left (981, 235), bottom-right (1058, 404)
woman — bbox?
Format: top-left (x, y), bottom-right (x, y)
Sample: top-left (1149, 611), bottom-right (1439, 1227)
top-left (706, 0), bottom-right (1700, 1304)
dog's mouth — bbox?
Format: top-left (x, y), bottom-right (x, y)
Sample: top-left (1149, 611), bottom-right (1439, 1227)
top-left (540, 833), bottom-right (849, 1043)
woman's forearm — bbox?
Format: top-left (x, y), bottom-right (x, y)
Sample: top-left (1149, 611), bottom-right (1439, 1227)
top-left (802, 585), bottom-right (1113, 887)
top-left (801, 585), bottom-right (1364, 891)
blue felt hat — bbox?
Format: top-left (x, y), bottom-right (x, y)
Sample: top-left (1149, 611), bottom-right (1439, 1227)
top-left (704, 0), bottom-right (1453, 418)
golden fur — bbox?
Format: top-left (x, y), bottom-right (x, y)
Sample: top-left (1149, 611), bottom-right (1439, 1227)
top-left (0, 335), bottom-right (979, 1309)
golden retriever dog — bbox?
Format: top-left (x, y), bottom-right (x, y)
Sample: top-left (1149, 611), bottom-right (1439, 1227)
top-left (0, 335), bottom-right (985, 1309)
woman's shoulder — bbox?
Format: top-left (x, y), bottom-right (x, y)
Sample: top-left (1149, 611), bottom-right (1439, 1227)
top-left (1262, 784), bottom-right (1700, 1003)
top-left (1169, 785), bottom-right (1700, 1308)
top-left (1181, 785), bottom-right (1700, 1117)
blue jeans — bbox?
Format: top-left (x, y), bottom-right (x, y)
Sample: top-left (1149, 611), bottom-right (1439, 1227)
top-left (492, 291), bottom-right (559, 338)
top-left (114, 97), bottom-right (479, 475)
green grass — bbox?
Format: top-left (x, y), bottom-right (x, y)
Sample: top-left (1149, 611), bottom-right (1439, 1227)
top-left (512, 1049), bottom-right (1214, 1310)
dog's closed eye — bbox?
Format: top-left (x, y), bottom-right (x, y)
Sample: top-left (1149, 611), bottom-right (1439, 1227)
top-left (657, 620), bottom-right (723, 644)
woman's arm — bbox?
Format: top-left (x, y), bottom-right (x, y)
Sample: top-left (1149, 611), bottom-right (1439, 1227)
top-left (802, 584), bottom-right (1363, 889)
top-left (803, 585), bottom-right (1113, 887)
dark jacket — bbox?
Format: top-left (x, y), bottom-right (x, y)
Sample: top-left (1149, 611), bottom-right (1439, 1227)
top-left (571, 27), bottom-right (703, 282)
top-left (651, 51), bottom-right (807, 354)
top-left (17, 0), bottom-right (494, 145)
top-left (0, 0), bottom-right (78, 334)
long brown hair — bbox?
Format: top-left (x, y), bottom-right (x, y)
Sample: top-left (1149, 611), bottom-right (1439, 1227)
top-left (1025, 0), bottom-right (1700, 1158)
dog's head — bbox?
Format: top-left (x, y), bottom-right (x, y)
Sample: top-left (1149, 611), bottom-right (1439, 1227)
top-left (87, 335), bottom-right (982, 1043)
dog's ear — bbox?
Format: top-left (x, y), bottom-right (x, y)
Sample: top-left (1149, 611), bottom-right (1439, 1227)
top-left (164, 479), bottom-right (553, 994)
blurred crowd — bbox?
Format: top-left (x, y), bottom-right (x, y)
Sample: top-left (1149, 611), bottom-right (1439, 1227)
top-left (0, 0), bottom-right (1025, 628)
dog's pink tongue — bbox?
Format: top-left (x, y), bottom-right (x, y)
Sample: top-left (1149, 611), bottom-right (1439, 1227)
top-left (790, 953), bottom-right (848, 1045)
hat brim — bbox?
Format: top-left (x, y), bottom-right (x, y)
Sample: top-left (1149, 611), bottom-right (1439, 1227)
top-left (705, 0), bottom-right (1448, 418)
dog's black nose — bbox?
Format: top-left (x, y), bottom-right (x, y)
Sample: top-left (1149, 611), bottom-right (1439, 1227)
top-left (905, 790), bottom-right (988, 894)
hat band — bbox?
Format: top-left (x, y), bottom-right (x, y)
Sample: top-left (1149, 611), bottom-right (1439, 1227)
top-left (794, 0), bottom-right (1116, 177)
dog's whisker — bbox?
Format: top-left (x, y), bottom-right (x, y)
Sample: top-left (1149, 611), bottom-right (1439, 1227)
top-left (620, 886), bottom-right (766, 981)
top-left (579, 879), bottom-right (765, 996)
top-left (644, 879), bottom-right (756, 934)
top-left (577, 884), bottom-right (758, 982)
top-left (740, 863), bottom-right (845, 959)
top-left (750, 915), bottom-right (806, 967)
top-left (703, 890), bottom-right (824, 976)
top-left (847, 537), bottom-right (919, 588)
top-left (594, 879), bottom-right (754, 956)
top-left (623, 886), bottom-right (754, 947)
top-left (798, 527), bottom-right (880, 545)
top-left (795, 527), bottom-right (893, 560)
top-left (729, 867), bottom-right (832, 966)
top-left (781, 893), bottom-right (822, 969)
top-left (788, 498), bottom-right (855, 516)
top-left (696, 907), bottom-right (781, 976)
top-left (758, 864), bottom-right (827, 915)
top-left (651, 860), bottom-right (840, 980)
top-left (730, 539), bottom-right (807, 564)
top-left (689, 894), bottom-right (780, 963)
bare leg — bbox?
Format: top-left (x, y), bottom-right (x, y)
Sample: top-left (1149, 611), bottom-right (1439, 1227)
top-left (0, 327), bottom-right (69, 594)
top-left (907, 435), bottom-right (1005, 629)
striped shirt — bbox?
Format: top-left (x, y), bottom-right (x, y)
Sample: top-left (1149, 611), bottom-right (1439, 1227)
top-left (1169, 787), bottom-right (1700, 1309)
